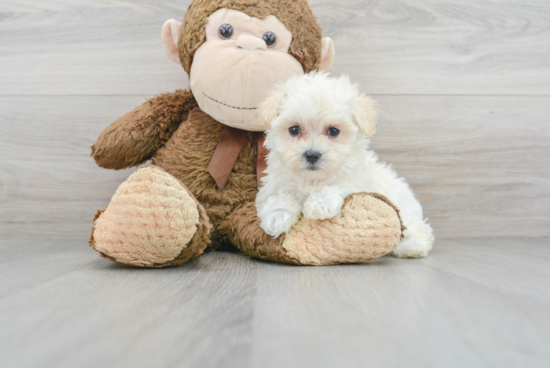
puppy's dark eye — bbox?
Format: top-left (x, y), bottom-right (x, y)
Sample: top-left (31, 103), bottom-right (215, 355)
top-left (327, 127), bottom-right (340, 137)
top-left (263, 32), bottom-right (277, 47)
top-left (289, 126), bottom-right (301, 136)
top-left (219, 24), bottom-right (234, 40)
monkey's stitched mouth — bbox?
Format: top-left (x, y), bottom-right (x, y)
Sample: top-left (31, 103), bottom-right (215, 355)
top-left (203, 92), bottom-right (258, 111)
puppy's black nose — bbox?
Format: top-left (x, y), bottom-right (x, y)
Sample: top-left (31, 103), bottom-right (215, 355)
top-left (304, 151), bottom-right (322, 164)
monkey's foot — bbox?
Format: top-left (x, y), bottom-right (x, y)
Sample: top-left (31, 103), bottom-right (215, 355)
top-left (89, 165), bottom-right (212, 268)
top-left (222, 193), bottom-right (404, 266)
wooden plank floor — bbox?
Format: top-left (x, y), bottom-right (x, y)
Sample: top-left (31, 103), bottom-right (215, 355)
top-left (0, 237), bottom-right (549, 368)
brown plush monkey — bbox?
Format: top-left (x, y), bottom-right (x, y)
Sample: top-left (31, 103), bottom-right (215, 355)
top-left (89, 0), bottom-right (404, 267)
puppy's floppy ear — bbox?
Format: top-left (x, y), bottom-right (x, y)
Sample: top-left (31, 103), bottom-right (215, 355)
top-left (353, 95), bottom-right (378, 137)
top-left (258, 84), bottom-right (287, 129)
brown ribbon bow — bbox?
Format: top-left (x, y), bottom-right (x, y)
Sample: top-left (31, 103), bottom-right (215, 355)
top-left (208, 126), bottom-right (268, 191)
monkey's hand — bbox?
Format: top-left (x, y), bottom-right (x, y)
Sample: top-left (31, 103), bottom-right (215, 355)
top-left (91, 90), bottom-right (197, 170)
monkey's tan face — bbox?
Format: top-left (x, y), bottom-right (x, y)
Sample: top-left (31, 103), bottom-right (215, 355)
top-left (190, 9), bottom-right (304, 131)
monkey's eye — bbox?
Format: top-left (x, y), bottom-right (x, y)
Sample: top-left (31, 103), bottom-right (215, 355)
top-left (289, 126), bottom-right (301, 137)
top-left (327, 127), bottom-right (340, 137)
top-left (263, 32), bottom-right (277, 48)
top-left (219, 24), bottom-right (234, 40)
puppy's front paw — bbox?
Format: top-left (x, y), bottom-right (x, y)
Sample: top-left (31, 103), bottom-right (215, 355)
top-left (303, 195), bottom-right (344, 221)
top-left (260, 210), bottom-right (297, 238)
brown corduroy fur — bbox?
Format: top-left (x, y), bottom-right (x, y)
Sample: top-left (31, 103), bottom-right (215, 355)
top-left (152, 107), bottom-right (259, 249)
top-left (178, 0), bottom-right (323, 74)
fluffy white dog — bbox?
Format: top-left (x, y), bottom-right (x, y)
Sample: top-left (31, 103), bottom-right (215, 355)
top-left (255, 72), bottom-right (434, 258)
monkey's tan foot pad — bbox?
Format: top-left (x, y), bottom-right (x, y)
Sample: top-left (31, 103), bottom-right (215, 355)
top-left (89, 165), bottom-right (212, 268)
top-left (222, 193), bottom-right (404, 266)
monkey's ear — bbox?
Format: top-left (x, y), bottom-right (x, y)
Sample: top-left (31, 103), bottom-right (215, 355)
top-left (162, 19), bottom-right (182, 64)
top-left (318, 37), bottom-right (335, 72)
top-left (259, 84), bottom-right (287, 129)
top-left (353, 95), bottom-right (378, 137)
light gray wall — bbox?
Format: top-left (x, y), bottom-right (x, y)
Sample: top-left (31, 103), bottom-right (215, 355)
top-left (1, 0), bottom-right (548, 240)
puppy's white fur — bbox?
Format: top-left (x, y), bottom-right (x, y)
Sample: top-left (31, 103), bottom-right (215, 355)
top-left (256, 72), bottom-right (434, 258)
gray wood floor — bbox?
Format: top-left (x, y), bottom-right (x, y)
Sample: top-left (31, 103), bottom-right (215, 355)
top-left (1, 237), bottom-right (549, 368)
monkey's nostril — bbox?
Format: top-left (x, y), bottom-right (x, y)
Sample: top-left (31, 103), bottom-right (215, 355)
top-left (304, 151), bottom-right (322, 164)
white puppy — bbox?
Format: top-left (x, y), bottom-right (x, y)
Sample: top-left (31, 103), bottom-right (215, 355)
top-left (255, 72), bottom-right (434, 258)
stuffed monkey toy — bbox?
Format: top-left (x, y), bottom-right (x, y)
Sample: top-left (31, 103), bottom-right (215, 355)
top-left (89, 0), bottom-right (404, 267)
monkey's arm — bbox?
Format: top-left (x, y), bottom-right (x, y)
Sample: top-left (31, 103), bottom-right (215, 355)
top-left (91, 90), bottom-right (197, 170)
